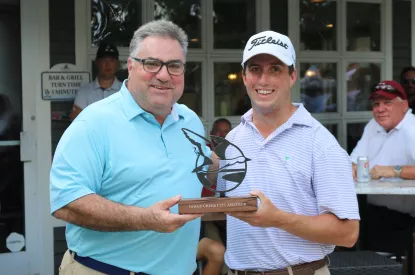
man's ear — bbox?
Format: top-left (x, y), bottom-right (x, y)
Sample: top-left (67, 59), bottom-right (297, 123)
top-left (242, 69), bottom-right (247, 86)
top-left (127, 58), bottom-right (134, 73)
top-left (289, 68), bottom-right (297, 88)
top-left (404, 99), bottom-right (409, 112)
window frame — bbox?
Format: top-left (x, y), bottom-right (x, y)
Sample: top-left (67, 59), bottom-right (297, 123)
top-left (75, 0), bottom-right (393, 150)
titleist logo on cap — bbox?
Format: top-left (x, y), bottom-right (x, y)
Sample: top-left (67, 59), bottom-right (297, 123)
top-left (248, 36), bottom-right (289, 51)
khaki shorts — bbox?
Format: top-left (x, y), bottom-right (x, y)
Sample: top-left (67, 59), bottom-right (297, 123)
top-left (59, 250), bottom-right (136, 275)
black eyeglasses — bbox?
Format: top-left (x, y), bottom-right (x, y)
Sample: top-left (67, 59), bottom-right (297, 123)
top-left (402, 78), bottom-right (415, 85)
top-left (131, 57), bottom-right (186, 76)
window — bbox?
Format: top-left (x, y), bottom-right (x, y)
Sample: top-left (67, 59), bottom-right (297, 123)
top-left (297, 0), bottom-right (386, 149)
top-left (347, 2), bottom-right (381, 52)
top-left (392, 0), bottom-right (412, 80)
top-left (179, 62), bottom-right (203, 116)
top-left (300, 62), bottom-right (337, 113)
top-left (213, 0), bottom-right (256, 49)
top-left (214, 62), bottom-right (248, 116)
top-left (346, 62), bottom-right (381, 112)
top-left (300, 0), bottom-right (337, 51)
top-left (91, 0), bottom-right (142, 47)
top-left (79, 0), bottom-right (389, 149)
top-left (154, 0), bottom-right (202, 49)
top-left (270, 0), bottom-right (288, 35)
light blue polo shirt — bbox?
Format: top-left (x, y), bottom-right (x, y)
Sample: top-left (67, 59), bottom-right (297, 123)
top-left (50, 81), bottom-right (210, 275)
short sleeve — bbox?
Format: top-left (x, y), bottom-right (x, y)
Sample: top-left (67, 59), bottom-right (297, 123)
top-left (74, 86), bottom-right (89, 109)
top-left (313, 145), bottom-right (360, 220)
top-left (50, 120), bottom-right (105, 214)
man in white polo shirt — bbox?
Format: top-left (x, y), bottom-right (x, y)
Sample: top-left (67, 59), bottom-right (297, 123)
top-left (70, 43), bottom-right (122, 121)
top-left (217, 30), bottom-right (360, 275)
top-left (351, 80), bottom-right (415, 182)
top-left (350, 80), bottom-right (415, 270)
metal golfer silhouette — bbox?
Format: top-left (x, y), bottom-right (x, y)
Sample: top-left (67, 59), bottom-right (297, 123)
top-left (181, 128), bottom-right (251, 197)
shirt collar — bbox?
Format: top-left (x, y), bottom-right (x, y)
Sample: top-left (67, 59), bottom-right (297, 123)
top-left (92, 77), bottom-right (121, 91)
top-left (119, 80), bottom-right (184, 121)
top-left (240, 103), bottom-right (313, 127)
top-left (171, 104), bottom-right (181, 121)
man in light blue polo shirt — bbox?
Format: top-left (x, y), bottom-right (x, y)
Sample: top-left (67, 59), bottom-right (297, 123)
top-left (50, 20), bottom-right (217, 275)
top-left (218, 31), bottom-right (360, 275)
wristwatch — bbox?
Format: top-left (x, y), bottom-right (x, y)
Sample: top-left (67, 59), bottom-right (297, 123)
top-left (394, 165), bottom-right (403, 178)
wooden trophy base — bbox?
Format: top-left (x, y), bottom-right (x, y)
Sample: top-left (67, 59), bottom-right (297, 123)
top-left (178, 196), bottom-right (258, 218)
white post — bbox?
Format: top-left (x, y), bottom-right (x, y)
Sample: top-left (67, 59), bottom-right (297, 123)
top-left (21, 0), bottom-right (52, 273)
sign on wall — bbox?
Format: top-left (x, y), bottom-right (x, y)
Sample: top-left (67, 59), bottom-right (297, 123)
top-left (41, 63), bottom-right (90, 101)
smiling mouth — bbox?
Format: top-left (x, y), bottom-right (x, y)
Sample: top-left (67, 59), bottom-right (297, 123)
top-left (256, 89), bottom-right (274, 95)
top-left (151, 84), bottom-right (171, 90)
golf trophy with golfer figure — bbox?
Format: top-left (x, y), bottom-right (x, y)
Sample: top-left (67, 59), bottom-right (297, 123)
top-left (178, 128), bottom-right (258, 215)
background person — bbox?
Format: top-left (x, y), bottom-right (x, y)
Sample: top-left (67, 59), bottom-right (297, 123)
top-left (400, 66), bottom-right (415, 113)
top-left (202, 118), bottom-right (232, 197)
top-left (351, 80), bottom-right (415, 181)
top-left (350, 80), bottom-right (415, 273)
top-left (70, 43), bottom-right (122, 121)
top-left (196, 237), bottom-right (225, 275)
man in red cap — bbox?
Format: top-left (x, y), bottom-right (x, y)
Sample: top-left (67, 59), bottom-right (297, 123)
top-left (350, 80), bottom-right (415, 273)
top-left (351, 80), bottom-right (415, 180)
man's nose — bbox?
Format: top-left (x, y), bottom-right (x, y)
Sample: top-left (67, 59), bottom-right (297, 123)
top-left (258, 72), bottom-right (271, 85)
top-left (378, 103), bottom-right (387, 111)
top-left (156, 65), bottom-right (171, 81)
top-left (104, 61), bottom-right (113, 68)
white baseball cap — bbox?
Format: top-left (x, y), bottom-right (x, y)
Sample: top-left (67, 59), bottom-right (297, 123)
top-left (242, 30), bottom-right (296, 69)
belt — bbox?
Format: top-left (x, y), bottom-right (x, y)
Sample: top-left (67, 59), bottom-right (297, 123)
top-left (70, 250), bottom-right (149, 275)
top-left (231, 258), bottom-right (326, 275)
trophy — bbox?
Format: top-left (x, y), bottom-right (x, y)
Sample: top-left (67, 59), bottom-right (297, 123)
top-left (178, 128), bottom-right (258, 216)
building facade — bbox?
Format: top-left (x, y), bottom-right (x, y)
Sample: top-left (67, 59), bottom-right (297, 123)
top-left (0, 0), bottom-right (414, 274)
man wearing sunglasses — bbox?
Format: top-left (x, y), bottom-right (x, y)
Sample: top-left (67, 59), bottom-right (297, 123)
top-left (350, 80), bottom-right (415, 273)
top-left (400, 66), bottom-right (415, 114)
top-left (50, 20), bottom-right (218, 275)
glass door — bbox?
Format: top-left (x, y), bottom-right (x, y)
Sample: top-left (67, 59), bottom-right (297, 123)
top-left (0, 1), bottom-right (35, 273)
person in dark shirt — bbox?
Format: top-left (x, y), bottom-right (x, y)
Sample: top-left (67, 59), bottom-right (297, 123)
top-left (400, 66), bottom-right (415, 113)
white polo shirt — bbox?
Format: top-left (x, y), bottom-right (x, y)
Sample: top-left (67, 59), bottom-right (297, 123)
top-left (218, 104), bottom-right (360, 270)
top-left (350, 109), bottom-right (415, 216)
top-left (74, 78), bottom-right (122, 109)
